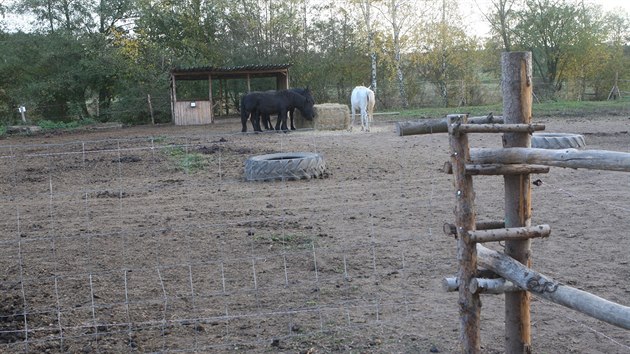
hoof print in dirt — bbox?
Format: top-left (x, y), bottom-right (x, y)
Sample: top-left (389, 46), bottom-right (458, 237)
top-left (244, 152), bottom-right (327, 181)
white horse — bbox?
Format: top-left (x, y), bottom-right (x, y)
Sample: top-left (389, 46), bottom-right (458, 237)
top-left (350, 86), bottom-right (375, 132)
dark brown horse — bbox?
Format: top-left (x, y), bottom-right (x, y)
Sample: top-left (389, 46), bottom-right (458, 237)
top-left (240, 89), bottom-right (315, 132)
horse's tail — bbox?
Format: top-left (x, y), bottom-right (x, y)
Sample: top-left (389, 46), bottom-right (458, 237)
top-left (367, 89), bottom-right (375, 121)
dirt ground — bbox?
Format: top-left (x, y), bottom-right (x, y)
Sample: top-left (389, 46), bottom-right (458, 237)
top-left (0, 114), bottom-right (628, 353)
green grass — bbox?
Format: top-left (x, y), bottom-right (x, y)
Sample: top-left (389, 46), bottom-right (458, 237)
top-left (389, 97), bottom-right (630, 120)
top-left (162, 146), bottom-right (207, 173)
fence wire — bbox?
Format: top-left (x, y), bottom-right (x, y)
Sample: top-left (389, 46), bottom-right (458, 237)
top-left (0, 121), bottom-right (628, 353)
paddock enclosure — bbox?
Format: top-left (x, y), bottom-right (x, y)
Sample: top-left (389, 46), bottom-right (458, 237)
top-left (0, 115), bottom-right (629, 353)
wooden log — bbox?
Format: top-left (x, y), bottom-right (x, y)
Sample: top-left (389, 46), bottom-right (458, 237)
top-left (502, 51), bottom-right (533, 353)
top-left (468, 224), bottom-right (550, 243)
top-left (443, 162), bottom-right (551, 175)
top-left (455, 123), bottom-right (545, 134)
top-left (448, 114), bottom-right (481, 352)
top-left (477, 244), bottom-right (630, 330)
top-left (395, 113), bottom-right (503, 136)
top-left (444, 277), bottom-right (520, 294)
top-left (470, 147), bottom-right (630, 172)
top-left (470, 277), bottom-right (520, 294)
top-left (444, 221), bottom-right (506, 237)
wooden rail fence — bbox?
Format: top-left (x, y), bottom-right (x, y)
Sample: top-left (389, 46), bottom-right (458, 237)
top-left (400, 52), bottom-right (630, 353)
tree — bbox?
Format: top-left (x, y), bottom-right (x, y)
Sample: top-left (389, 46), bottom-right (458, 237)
top-left (378, 0), bottom-right (420, 108)
top-left (511, 0), bottom-right (607, 98)
top-left (480, 0), bottom-right (517, 51)
top-left (410, 1), bottom-right (479, 107)
top-left (351, 0), bottom-right (378, 92)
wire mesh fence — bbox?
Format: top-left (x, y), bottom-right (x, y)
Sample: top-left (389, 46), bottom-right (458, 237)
top-left (0, 119), bottom-right (628, 352)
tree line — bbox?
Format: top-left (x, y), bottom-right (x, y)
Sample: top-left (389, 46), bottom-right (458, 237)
top-left (0, 0), bottom-right (628, 125)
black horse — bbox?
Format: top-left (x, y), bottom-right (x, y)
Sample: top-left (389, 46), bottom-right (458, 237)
top-left (260, 88), bottom-right (315, 131)
top-left (240, 89), bottom-right (315, 132)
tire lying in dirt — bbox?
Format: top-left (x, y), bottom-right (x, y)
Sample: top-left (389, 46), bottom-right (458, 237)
top-left (244, 152), bottom-right (327, 181)
top-left (531, 133), bottom-right (586, 149)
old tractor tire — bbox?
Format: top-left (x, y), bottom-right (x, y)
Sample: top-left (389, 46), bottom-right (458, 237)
top-left (531, 133), bottom-right (586, 149)
top-left (244, 152), bottom-right (326, 181)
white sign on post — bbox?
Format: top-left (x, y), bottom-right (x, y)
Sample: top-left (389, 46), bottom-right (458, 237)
top-left (18, 106), bottom-right (27, 123)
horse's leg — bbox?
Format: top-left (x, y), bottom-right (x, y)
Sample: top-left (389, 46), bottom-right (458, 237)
top-left (280, 110), bottom-right (288, 131)
top-left (261, 113), bottom-right (270, 130)
top-left (350, 105), bottom-right (356, 131)
top-left (290, 108), bottom-right (296, 130)
top-left (360, 108), bottom-right (366, 131)
top-left (274, 114), bottom-right (281, 131)
top-left (241, 111), bottom-right (249, 133)
top-left (253, 111), bottom-right (262, 132)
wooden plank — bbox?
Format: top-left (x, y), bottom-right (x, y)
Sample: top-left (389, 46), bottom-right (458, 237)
top-left (477, 244), bottom-right (630, 330)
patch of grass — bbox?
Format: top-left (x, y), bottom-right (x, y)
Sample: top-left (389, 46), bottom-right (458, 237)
top-left (37, 118), bottom-right (98, 131)
top-left (0, 125), bottom-right (6, 137)
top-left (162, 146), bottom-right (207, 173)
top-left (390, 97), bottom-right (630, 120)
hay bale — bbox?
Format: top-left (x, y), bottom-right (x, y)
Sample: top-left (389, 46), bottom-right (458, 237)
top-left (294, 103), bottom-right (350, 130)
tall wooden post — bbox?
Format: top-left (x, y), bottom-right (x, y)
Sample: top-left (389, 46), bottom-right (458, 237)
top-left (448, 114), bottom-right (481, 353)
top-left (501, 52), bottom-right (533, 353)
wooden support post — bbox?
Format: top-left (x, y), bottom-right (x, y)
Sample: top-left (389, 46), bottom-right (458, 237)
top-left (502, 51), bottom-right (533, 354)
top-left (208, 74), bottom-right (214, 123)
top-left (147, 94), bottom-right (154, 125)
top-left (448, 114), bottom-right (481, 353)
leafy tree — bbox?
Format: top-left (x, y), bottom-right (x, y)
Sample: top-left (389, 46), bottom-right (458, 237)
top-left (0, 32), bottom-right (90, 122)
top-left (410, 0), bottom-right (479, 107)
top-left (511, 0), bottom-right (607, 98)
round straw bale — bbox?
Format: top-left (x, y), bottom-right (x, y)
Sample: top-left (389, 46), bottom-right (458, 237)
top-left (294, 103), bottom-right (350, 130)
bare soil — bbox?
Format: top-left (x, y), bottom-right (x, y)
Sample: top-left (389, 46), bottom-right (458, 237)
top-left (0, 115), bottom-right (629, 353)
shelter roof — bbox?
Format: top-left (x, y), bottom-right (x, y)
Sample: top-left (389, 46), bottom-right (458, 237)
top-left (171, 64), bottom-right (291, 80)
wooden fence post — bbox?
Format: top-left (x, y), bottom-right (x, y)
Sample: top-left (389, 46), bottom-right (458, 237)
top-left (447, 114), bottom-right (481, 353)
top-left (501, 51), bottom-right (533, 353)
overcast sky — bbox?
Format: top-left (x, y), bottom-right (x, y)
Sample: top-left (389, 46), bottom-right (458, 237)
top-left (3, 0), bottom-right (630, 35)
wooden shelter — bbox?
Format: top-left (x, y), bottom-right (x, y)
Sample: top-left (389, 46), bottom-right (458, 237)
top-left (170, 64), bottom-right (291, 125)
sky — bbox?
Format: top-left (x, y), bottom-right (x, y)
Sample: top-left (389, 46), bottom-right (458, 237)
top-left (2, 0), bottom-right (630, 34)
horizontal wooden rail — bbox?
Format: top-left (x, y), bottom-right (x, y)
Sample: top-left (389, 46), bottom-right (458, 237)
top-left (469, 225), bottom-right (550, 243)
top-left (477, 244), bottom-right (630, 330)
top-left (454, 123), bottom-right (545, 134)
top-left (395, 114), bottom-right (504, 136)
top-left (443, 221), bottom-right (505, 237)
top-left (443, 277), bottom-right (520, 294)
top-left (470, 148), bottom-right (630, 172)
top-left (443, 162), bottom-right (550, 175)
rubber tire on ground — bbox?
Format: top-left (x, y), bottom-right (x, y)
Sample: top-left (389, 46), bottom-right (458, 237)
top-left (531, 133), bottom-right (586, 149)
top-left (244, 152), bottom-right (326, 181)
